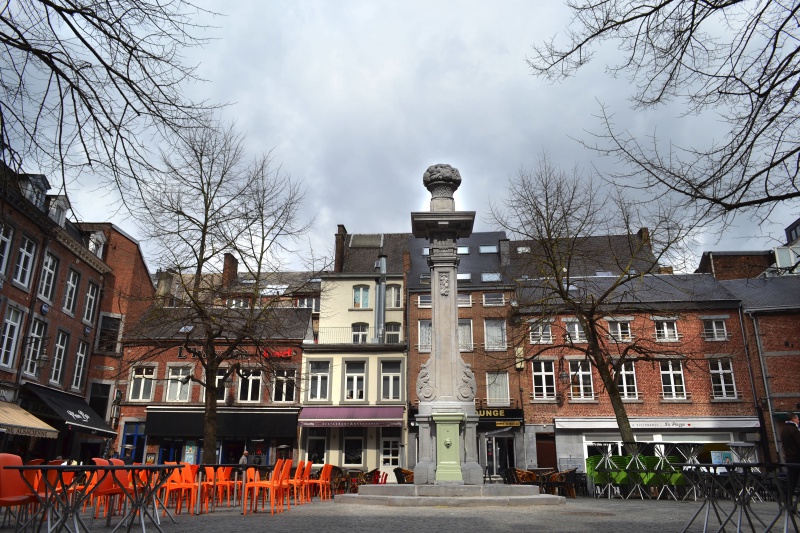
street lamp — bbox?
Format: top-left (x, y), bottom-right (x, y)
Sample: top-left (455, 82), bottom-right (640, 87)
top-left (110, 389), bottom-right (123, 430)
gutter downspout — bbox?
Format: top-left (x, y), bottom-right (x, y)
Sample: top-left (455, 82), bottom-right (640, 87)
top-left (737, 304), bottom-right (770, 462)
top-left (749, 312), bottom-right (781, 462)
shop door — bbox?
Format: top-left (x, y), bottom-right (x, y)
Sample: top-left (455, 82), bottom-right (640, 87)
top-left (485, 436), bottom-right (515, 477)
top-left (380, 437), bottom-right (401, 480)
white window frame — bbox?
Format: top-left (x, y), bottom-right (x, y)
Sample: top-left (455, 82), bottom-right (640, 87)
top-left (352, 323), bottom-right (368, 344)
top-left (12, 236), bottom-right (36, 288)
top-left (710, 359), bottom-right (738, 399)
top-left (655, 320), bottom-right (681, 342)
top-left (458, 319), bottom-right (473, 351)
top-left (484, 319), bottom-right (507, 351)
top-left (608, 321), bottom-right (633, 342)
top-left (343, 429), bottom-right (365, 466)
top-left (0, 225), bottom-right (14, 276)
top-left (660, 360), bottom-right (687, 399)
top-left (238, 370), bottom-right (262, 403)
top-left (38, 252), bottom-right (59, 302)
top-left (457, 293), bottom-right (472, 307)
top-left (307, 428), bottom-right (327, 465)
top-left (204, 368), bottom-right (229, 403)
top-left (457, 246), bottom-right (470, 254)
top-left (49, 330), bottom-right (69, 384)
top-left (272, 368), bottom-right (296, 403)
top-left (344, 361), bottom-right (366, 401)
top-left (83, 282), bottom-right (99, 323)
top-left (130, 367), bottom-right (155, 401)
top-left (482, 292), bottom-right (505, 306)
top-left (0, 306), bottom-right (23, 369)
top-left (532, 361), bottom-right (556, 400)
top-left (385, 322), bottom-right (401, 344)
top-left (71, 341), bottom-right (88, 390)
top-left (63, 269), bottom-right (80, 313)
top-left (479, 245), bottom-right (498, 253)
top-left (481, 272), bottom-right (502, 282)
top-left (22, 318), bottom-right (46, 377)
top-left (486, 371), bottom-right (510, 406)
top-left (419, 320), bottom-right (432, 352)
top-left (530, 322), bottom-right (553, 344)
top-left (564, 321), bottom-right (587, 343)
top-left (308, 361), bottom-right (330, 401)
top-left (616, 361), bottom-right (638, 399)
top-left (353, 285), bottom-right (370, 309)
top-left (703, 320), bottom-right (728, 341)
top-left (417, 294), bottom-right (431, 308)
top-left (386, 284), bottom-right (402, 308)
top-left (381, 360), bottom-right (402, 401)
top-left (296, 296), bottom-right (320, 313)
top-left (165, 366), bottom-right (191, 402)
top-left (569, 360), bottom-right (594, 400)
top-left (457, 273), bottom-right (471, 282)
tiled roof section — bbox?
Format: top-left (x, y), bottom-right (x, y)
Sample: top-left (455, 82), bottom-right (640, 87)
top-left (407, 231), bottom-right (510, 290)
top-left (509, 234), bottom-right (658, 279)
top-left (151, 271), bottom-right (320, 300)
top-left (721, 276), bottom-right (800, 311)
top-left (339, 233), bottom-right (410, 274)
top-left (127, 306), bottom-right (313, 342)
top-left (518, 273), bottom-right (739, 313)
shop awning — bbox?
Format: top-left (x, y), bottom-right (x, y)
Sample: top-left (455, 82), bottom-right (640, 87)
top-left (25, 384), bottom-right (116, 438)
top-left (145, 407), bottom-right (298, 438)
top-left (554, 416), bottom-right (760, 431)
top-left (0, 401), bottom-right (58, 439)
top-left (298, 406), bottom-right (404, 427)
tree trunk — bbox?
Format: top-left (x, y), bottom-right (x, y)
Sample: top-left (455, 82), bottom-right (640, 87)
top-left (594, 361), bottom-right (636, 446)
top-left (202, 356), bottom-right (219, 464)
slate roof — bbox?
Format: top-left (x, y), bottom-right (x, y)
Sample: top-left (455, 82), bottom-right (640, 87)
top-left (337, 233), bottom-right (410, 275)
top-left (518, 273), bottom-right (739, 313)
top-left (721, 276), bottom-right (800, 312)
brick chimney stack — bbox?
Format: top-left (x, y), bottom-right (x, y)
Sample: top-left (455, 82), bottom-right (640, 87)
top-left (222, 253), bottom-right (238, 288)
top-left (637, 228), bottom-right (650, 246)
top-left (334, 224), bottom-right (347, 273)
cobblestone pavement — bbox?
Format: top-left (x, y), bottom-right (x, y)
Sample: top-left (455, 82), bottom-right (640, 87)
top-left (79, 497), bottom-right (794, 533)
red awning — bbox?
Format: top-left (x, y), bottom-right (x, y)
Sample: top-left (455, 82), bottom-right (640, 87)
top-left (298, 406), bottom-right (404, 427)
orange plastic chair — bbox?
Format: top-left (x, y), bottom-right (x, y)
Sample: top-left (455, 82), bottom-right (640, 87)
top-left (243, 460), bottom-right (285, 515)
top-left (290, 461), bottom-right (312, 504)
top-left (0, 453), bottom-right (37, 526)
top-left (91, 457), bottom-right (126, 519)
top-left (307, 464), bottom-right (333, 500)
top-left (276, 460), bottom-right (294, 511)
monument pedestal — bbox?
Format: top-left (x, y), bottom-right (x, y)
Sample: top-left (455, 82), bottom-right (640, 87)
top-left (433, 413), bottom-right (464, 483)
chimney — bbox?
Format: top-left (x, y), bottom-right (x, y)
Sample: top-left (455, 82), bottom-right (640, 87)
top-left (637, 228), bottom-right (650, 246)
top-left (499, 239), bottom-right (510, 267)
top-left (222, 253), bottom-right (238, 287)
top-left (155, 269), bottom-right (175, 303)
top-left (334, 224), bottom-right (347, 272)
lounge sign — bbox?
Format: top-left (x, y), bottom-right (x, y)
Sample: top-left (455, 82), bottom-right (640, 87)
top-left (477, 408), bottom-right (523, 429)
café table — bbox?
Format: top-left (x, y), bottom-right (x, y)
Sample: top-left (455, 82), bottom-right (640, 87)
top-left (107, 464), bottom-right (178, 533)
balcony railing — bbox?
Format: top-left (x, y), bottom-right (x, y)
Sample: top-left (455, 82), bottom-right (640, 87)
top-left (316, 327), bottom-right (404, 345)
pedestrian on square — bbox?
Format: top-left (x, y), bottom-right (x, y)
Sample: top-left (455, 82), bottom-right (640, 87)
top-left (239, 450), bottom-right (249, 469)
top-left (781, 413), bottom-right (800, 497)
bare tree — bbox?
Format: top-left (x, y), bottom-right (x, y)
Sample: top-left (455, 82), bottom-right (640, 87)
top-left (0, 0), bottom-right (215, 193)
top-left (492, 154), bottom-right (709, 446)
top-left (129, 120), bottom-right (319, 464)
top-left (529, 1), bottom-right (800, 216)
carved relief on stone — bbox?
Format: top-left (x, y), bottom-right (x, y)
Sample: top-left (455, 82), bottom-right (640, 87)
top-left (439, 271), bottom-right (449, 296)
top-left (416, 358), bottom-right (436, 401)
top-left (455, 359), bottom-right (477, 402)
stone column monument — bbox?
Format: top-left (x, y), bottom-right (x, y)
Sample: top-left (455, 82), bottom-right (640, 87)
top-left (411, 164), bottom-right (483, 485)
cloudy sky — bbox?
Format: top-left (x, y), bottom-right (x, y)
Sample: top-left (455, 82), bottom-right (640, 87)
top-left (69, 1), bottom-right (799, 271)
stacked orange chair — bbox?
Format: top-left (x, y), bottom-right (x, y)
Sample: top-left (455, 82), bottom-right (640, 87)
top-left (307, 464), bottom-right (333, 500)
top-left (0, 453), bottom-right (37, 527)
top-left (244, 460), bottom-right (288, 515)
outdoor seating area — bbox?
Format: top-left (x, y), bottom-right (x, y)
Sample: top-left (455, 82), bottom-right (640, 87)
top-left (501, 467), bottom-right (582, 498)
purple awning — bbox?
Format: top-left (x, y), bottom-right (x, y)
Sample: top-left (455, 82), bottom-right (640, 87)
top-left (298, 406), bottom-right (404, 427)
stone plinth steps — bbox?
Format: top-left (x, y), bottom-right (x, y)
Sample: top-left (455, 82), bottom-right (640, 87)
top-left (335, 484), bottom-right (566, 507)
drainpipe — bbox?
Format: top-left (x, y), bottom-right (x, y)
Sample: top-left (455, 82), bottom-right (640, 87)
top-left (749, 313), bottom-right (781, 462)
top-left (737, 305), bottom-right (770, 462)
top-left (374, 255), bottom-right (387, 343)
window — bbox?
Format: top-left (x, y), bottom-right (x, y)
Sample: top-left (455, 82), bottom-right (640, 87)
top-left (457, 246), bottom-right (469, 254)
top-left (418, 320), bottom-right (432, 352)
top-left (165, 366), bottom-right (191, 402)
top-left (238, 370), bottom-right (262, 402)
top-left (569, 360), bottom-right (594, 400)
top-left (484, 319), bottom-right (507, 350)
top-left (71, 341), bottom-right (88, 390)
top-left (710, 359), bottom-right (737, 399)
top-left (38, 252), bottom-right (59, 302)
top-left (296, 296), bottom-right (320, 313)
top-left (307, 428), bottom-right (327, 465)
top-left (273, 369), bottom-right (296, 402)
top-left (703, 320), bottom-right (728, 341)
top-left (351, 323), bottom-right (369, 344)
top-left (608, 321), bottom-right (633, 342)
top-left (479, 245), bottom-right (498, 253)
top-left (565, 321), bottom-right (587, 343)
top-left (343, 428), bottom-right (364, 466)
top-left (486, 372), bottom-right (510, 406)
top-left (22, 318), bottom-right (46, 376)
top-left (130, 367), bottom-right (155, 401)
top-left (483, 293), bottom-right (505, 306)
top-left (97, 314), bottom-right (122, 352)
top-left (212, 369), bottom-right (229, 403)
top-left (457, 273), bottom-right (471, 282)
top-left (517, 246), bottom-right (531, 254)
top-left (381, 360), bottom-right (402, 400)
top-left (344, 361), bottom-right (365, 400)
top-left (226, 297), bottom-right (247, 308)
top-left (88, 232), bottom-right (106, 258)
top-left (655, 320), bottom-right (680, 341)
top-left (530, 322), bottom-right (553, 344)
top-left (83, 282), bottom-right (99, 323)
top-left (385, 323), bottom-right (401, 343)
top-left (0, 225), bottom-right (13, 275)
top-left (353, 285), bottom-right (370, 309)
top-left (532, 361), bottom-right (556, 400)
top-left (660, 360), bottom-right (686, 399)
top-left (12, 236), bottom-right (36, 287)
top-left (49, 331), bottom-right (69, 384)
top-left (481, 272), bottom-right (502, 282)
top-left (422, 247), bottom-right (430, 256)
top-left (420, 274), bottom-right (431, 285)
top-left (417, 294), bottom-right (431, 308)
top-left (309, 361), bottom-right (330, 400)
top-left (616, 361), bottom-right (638, 399)
top-left (63, 270), bottom-right (80, 313)
top-left (458, 319), bottom-right (473, 351)
top-left (0, 307), bottom-right (23, 368)
top-left (457, 293), bottom-right (472, 306)
top-left (386, 285), bottom-right (402, 308)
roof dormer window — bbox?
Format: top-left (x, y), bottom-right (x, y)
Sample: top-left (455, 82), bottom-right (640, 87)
top-left (47, 195), bottom-right (70, 227)
top-left (20, 174), bottom-right (50, 210)
top-left (88, 231), bottom-right (106, 258)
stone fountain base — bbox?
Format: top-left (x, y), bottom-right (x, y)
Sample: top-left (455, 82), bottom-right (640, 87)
top-left (335, 484), bottom-right (566, 507)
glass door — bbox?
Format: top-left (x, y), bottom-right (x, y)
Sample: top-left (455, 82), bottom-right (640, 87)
top-left (485, 436), bottom-right (515, 477)
top-left (380, 429), bottom-right (401, 481)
